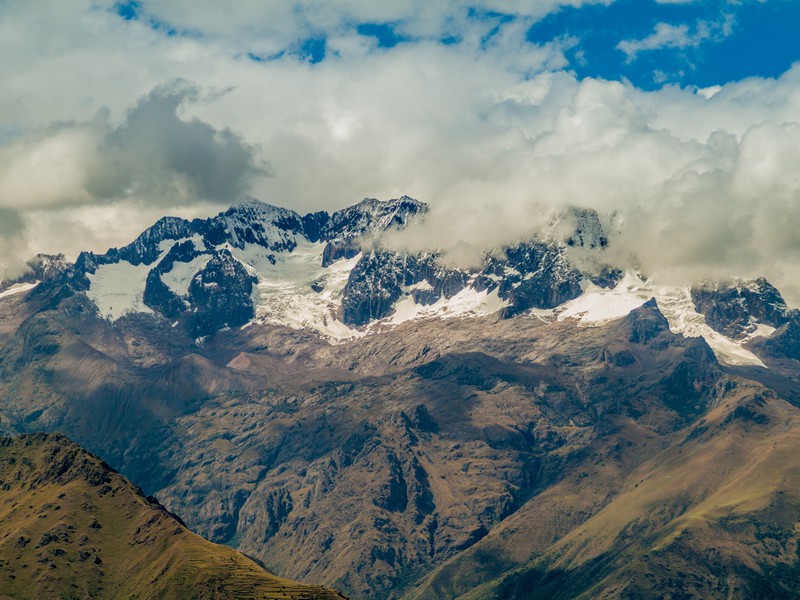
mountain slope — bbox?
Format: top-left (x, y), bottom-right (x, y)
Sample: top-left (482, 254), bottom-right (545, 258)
top-left (3, 197), bottom-right (800, 598)
top-left (408, 373), bottom-right (800, 599)
top-left (0, 432), bottom-right (346, 600)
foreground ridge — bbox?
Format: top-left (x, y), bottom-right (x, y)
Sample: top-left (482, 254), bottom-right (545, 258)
top-left (0, 433), bottom-right (347, 600)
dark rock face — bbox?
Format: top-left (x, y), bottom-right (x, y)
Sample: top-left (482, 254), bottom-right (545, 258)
top-left (757, 318), bottom-right (800, 361)
top-left (558, 206), bottom-right (608, 249)
top-left (196, 198), bottom-right (305, 252)
top-left (476, 241), bottom-right (583, 317)
top-left (143, 240), bottom-right (203, 319)
top-left (321, 238), bottom-right (363, 268)
top-left (624, 298), bottom-right (671, 345)
top-left (341, 251), bottom-right (468, 326)
top-left (340, 251), bottom-right (406, 325)
top-left (118, 217), bottom-right (195, 266)
top-left (186, 250), bottom-right (257, 337)
top-left (691, 278), bottom-right (791, 339)
top-left (0, 254), bottom-right (71, 291)
top-left (589, 266), bottom-right (624, 290)
top-left (616, 299), bottom-right (719, 415)
top-left (302, 211), bottom-right (331, 243)
top-left (321, 196), bottom-right (427, 267)
top-left (340, 229), bottom-right (599, 327)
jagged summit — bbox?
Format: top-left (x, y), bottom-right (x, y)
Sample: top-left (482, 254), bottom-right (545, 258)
top-left (201, 197), bottom-right (305, 252)
top-left (220, 195), bottom-right (305, 228)
top-left (5, 194), bottom-right (798, 370)
top-left (324, 195), bottom-right (427, 239)
top-left (0, 253), bottom-right (70, 291)
top-left (320, 195), bottom-right (427, 266)
top-left (230, 195), bottom-right (281, 211)
top-left (692, 276), bottom-right (793, 340)
top-left (549, 205), bottom-right (609, 249)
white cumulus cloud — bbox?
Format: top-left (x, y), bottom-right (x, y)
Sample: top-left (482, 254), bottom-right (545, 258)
top-left (617, 16), bottom-right (734, 62)
top-left (2, 1), bottom-right (800, 304)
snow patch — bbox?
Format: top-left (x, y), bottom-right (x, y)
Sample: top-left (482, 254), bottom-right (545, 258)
top-left (554, 272), bottom-right (767, 367)
top-left (0, 282), bottom-right (39, 299)
top-left (383, 286), bottom-right (509, 326)
top-left (87, 261), bottom-right (155, 320)
top-left (558, 274), bottom-right (649, 324)
top-left (409, 280), bottom-right (434, 292)
top-left (652, 286), bottom-right (767, 368)
top-left (188, 233), bottom-right (206, 251)
top-left (87, 242), bottom-right (176, 321)
top-left (747, 322), bottom-right (776, 339)
top-left (161, 254), bottom-right (212, 297)
top-left (228, 241), bottom-right (363, 341)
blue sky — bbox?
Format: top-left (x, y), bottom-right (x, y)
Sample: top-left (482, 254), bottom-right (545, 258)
top-left (528, 0), bottom-right (800, 89)
top-left (114, 0), bottom-right (800, 89)
top-left (3, 0), bottom-right (800, 296)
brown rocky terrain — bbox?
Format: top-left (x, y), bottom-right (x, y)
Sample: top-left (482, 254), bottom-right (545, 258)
top-left (2, 274), bottom-right (800, 598)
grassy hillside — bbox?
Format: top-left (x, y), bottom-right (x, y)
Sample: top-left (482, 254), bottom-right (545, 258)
top-left (0, 432), bottom-right (346, 600)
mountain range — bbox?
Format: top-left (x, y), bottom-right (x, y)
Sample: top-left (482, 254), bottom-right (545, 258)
top-left (2, 196), bottom-right (800, 598)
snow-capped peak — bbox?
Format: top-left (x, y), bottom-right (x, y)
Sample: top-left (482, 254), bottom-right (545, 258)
top-left (203, 197), bottom-right (306, 252)
top-left (324, 196), bottom-right (428, 242)
top-left (549, 205), bottom-right (608, 249)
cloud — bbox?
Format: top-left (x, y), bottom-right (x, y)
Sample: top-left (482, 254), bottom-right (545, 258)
top-left (2, 1), bottom-right (800, 305)
top-left (380, 68), bottom-right (800, 304)
top-left (96, 83), bottom-right (269, 202)
top-left (617, 16), bottom-right (734, 62)
top-left (123, 0), bottom-right (614, 49)
top-left (0, 82), bottom-right (268, 210)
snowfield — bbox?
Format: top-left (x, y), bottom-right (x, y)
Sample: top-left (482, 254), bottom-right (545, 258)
top-left (0, 282), bottom-right (39, 299)
top-left (553, 272), bottom-right (769, 367)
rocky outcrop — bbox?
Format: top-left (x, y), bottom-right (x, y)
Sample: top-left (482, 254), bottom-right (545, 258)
top-left (321, 196), bottom-right (427, 267)
top-left (554, 206), bottom-right (609, 249)
top-left (691, 277), bottom-right (792, 339)
top-left (340, 251), bottom-right (468, 326)
top-left (186, 250), bottom-right (257, 337)
top-left (143, 239), bottom-right (203, 318)
top-left (476, 240), bottom-right (583, 317)
top-left (0, 253), bottom-right (71, 290)
top-left (623, 298), bottom-right (670, 344)
top-left (196, 197), bottom-right (306, 252)
top-left (754, 318), bottom-right (800, 361)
